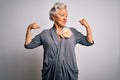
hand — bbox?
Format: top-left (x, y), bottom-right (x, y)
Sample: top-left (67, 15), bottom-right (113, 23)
top-left (79, 19), bottom-right (90, 28)
top-left (28, 23), bottom-right (40, 30)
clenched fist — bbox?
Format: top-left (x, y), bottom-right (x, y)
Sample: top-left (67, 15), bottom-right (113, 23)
top-left (28, 23), bottom-right (40, 30)
top-left (79, 19), bottom-right (90, 28)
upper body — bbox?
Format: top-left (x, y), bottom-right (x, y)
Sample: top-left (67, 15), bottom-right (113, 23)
top-left (24, 2), bottom-right (93, 47)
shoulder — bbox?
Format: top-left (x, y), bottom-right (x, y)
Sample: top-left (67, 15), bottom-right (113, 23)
top-left (69, 27), bottom-right (79, 33)
top-left (40, 29), bottom-right (50, 35)
top-left (70, 27), bottom-right (76, 31)
top-left (69, 27), bottom-right (83, 37)
top-left (34, 29), bottom-right (50, 38)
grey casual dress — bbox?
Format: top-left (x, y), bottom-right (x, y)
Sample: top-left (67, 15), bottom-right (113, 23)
top-left (24, 25), bottom-right (94, 80)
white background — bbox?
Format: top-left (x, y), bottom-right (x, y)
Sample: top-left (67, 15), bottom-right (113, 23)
top-left (0, 0), bottom-right (120, 80)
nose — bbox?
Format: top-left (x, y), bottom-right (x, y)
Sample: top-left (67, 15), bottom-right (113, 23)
top-left (63, 16), bottom-right (67, 21)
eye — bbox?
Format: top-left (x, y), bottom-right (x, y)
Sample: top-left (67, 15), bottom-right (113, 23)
top-left (59, 14), bottom-right (64, 16)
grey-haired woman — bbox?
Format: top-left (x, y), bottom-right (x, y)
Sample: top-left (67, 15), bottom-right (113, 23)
top-left (24, 2), bottom-right (94, 80)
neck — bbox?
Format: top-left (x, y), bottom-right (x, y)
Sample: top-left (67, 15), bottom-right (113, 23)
top-left (54, 23), bottom-right (63, 31)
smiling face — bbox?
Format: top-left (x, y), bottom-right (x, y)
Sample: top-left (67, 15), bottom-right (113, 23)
top-left (52, 9), bottom-right (68, 28)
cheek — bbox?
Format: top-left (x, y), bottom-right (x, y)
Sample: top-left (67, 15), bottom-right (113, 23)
top-left (54, 15), bottom-right (62, 20)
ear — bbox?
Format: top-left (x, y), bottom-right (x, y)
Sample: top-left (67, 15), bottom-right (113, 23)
top-left (51, 15), bottom-right (55, 21)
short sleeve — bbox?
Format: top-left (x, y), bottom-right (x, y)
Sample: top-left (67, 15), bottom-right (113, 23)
top-left (24, 33), bottom-right (42, 49)
top-left (71, 28), bottom-right (94, 46)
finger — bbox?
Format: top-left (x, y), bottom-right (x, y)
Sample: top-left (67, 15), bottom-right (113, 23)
top-left (36, 26), bottom-right (40, 29)
top-left (79, 20), bottom-right (84, 25)
top-left (33, 23), bottom-right (40, 28)
top-left (33, 23), bottom-right (39, 26)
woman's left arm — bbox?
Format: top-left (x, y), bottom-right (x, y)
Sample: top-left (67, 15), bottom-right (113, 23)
top-left (79, 19), bottom-right (93, 43)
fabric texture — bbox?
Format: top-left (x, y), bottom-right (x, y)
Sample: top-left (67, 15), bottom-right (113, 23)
top-left (25, 26), bottom-right (94, 80)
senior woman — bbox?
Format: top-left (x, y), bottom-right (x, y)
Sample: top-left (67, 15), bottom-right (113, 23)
top-left (24, 2), bottom-right (94, 80)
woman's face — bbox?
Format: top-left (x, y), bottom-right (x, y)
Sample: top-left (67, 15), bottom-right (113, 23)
top-left (52, 9), bottom-right (68, 27)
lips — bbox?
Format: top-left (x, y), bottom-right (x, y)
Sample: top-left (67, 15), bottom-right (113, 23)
top-left (62, 20), bottom-right (67, 23)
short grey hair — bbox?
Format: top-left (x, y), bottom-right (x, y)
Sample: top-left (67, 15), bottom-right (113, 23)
top-left (49, 2), bottom-right (67, 21)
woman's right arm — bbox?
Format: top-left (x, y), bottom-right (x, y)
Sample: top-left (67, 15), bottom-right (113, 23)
top-left (24, 23), bottom-right (40, 46)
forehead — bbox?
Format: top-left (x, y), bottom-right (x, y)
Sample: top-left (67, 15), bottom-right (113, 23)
top-left (57, 8), bottom-right (68, 14)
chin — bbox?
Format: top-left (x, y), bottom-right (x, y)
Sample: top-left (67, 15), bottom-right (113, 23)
top-left (60, 25), bottom-right (65, 28)
top-left (60, 23), bottom-right (66, 27)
